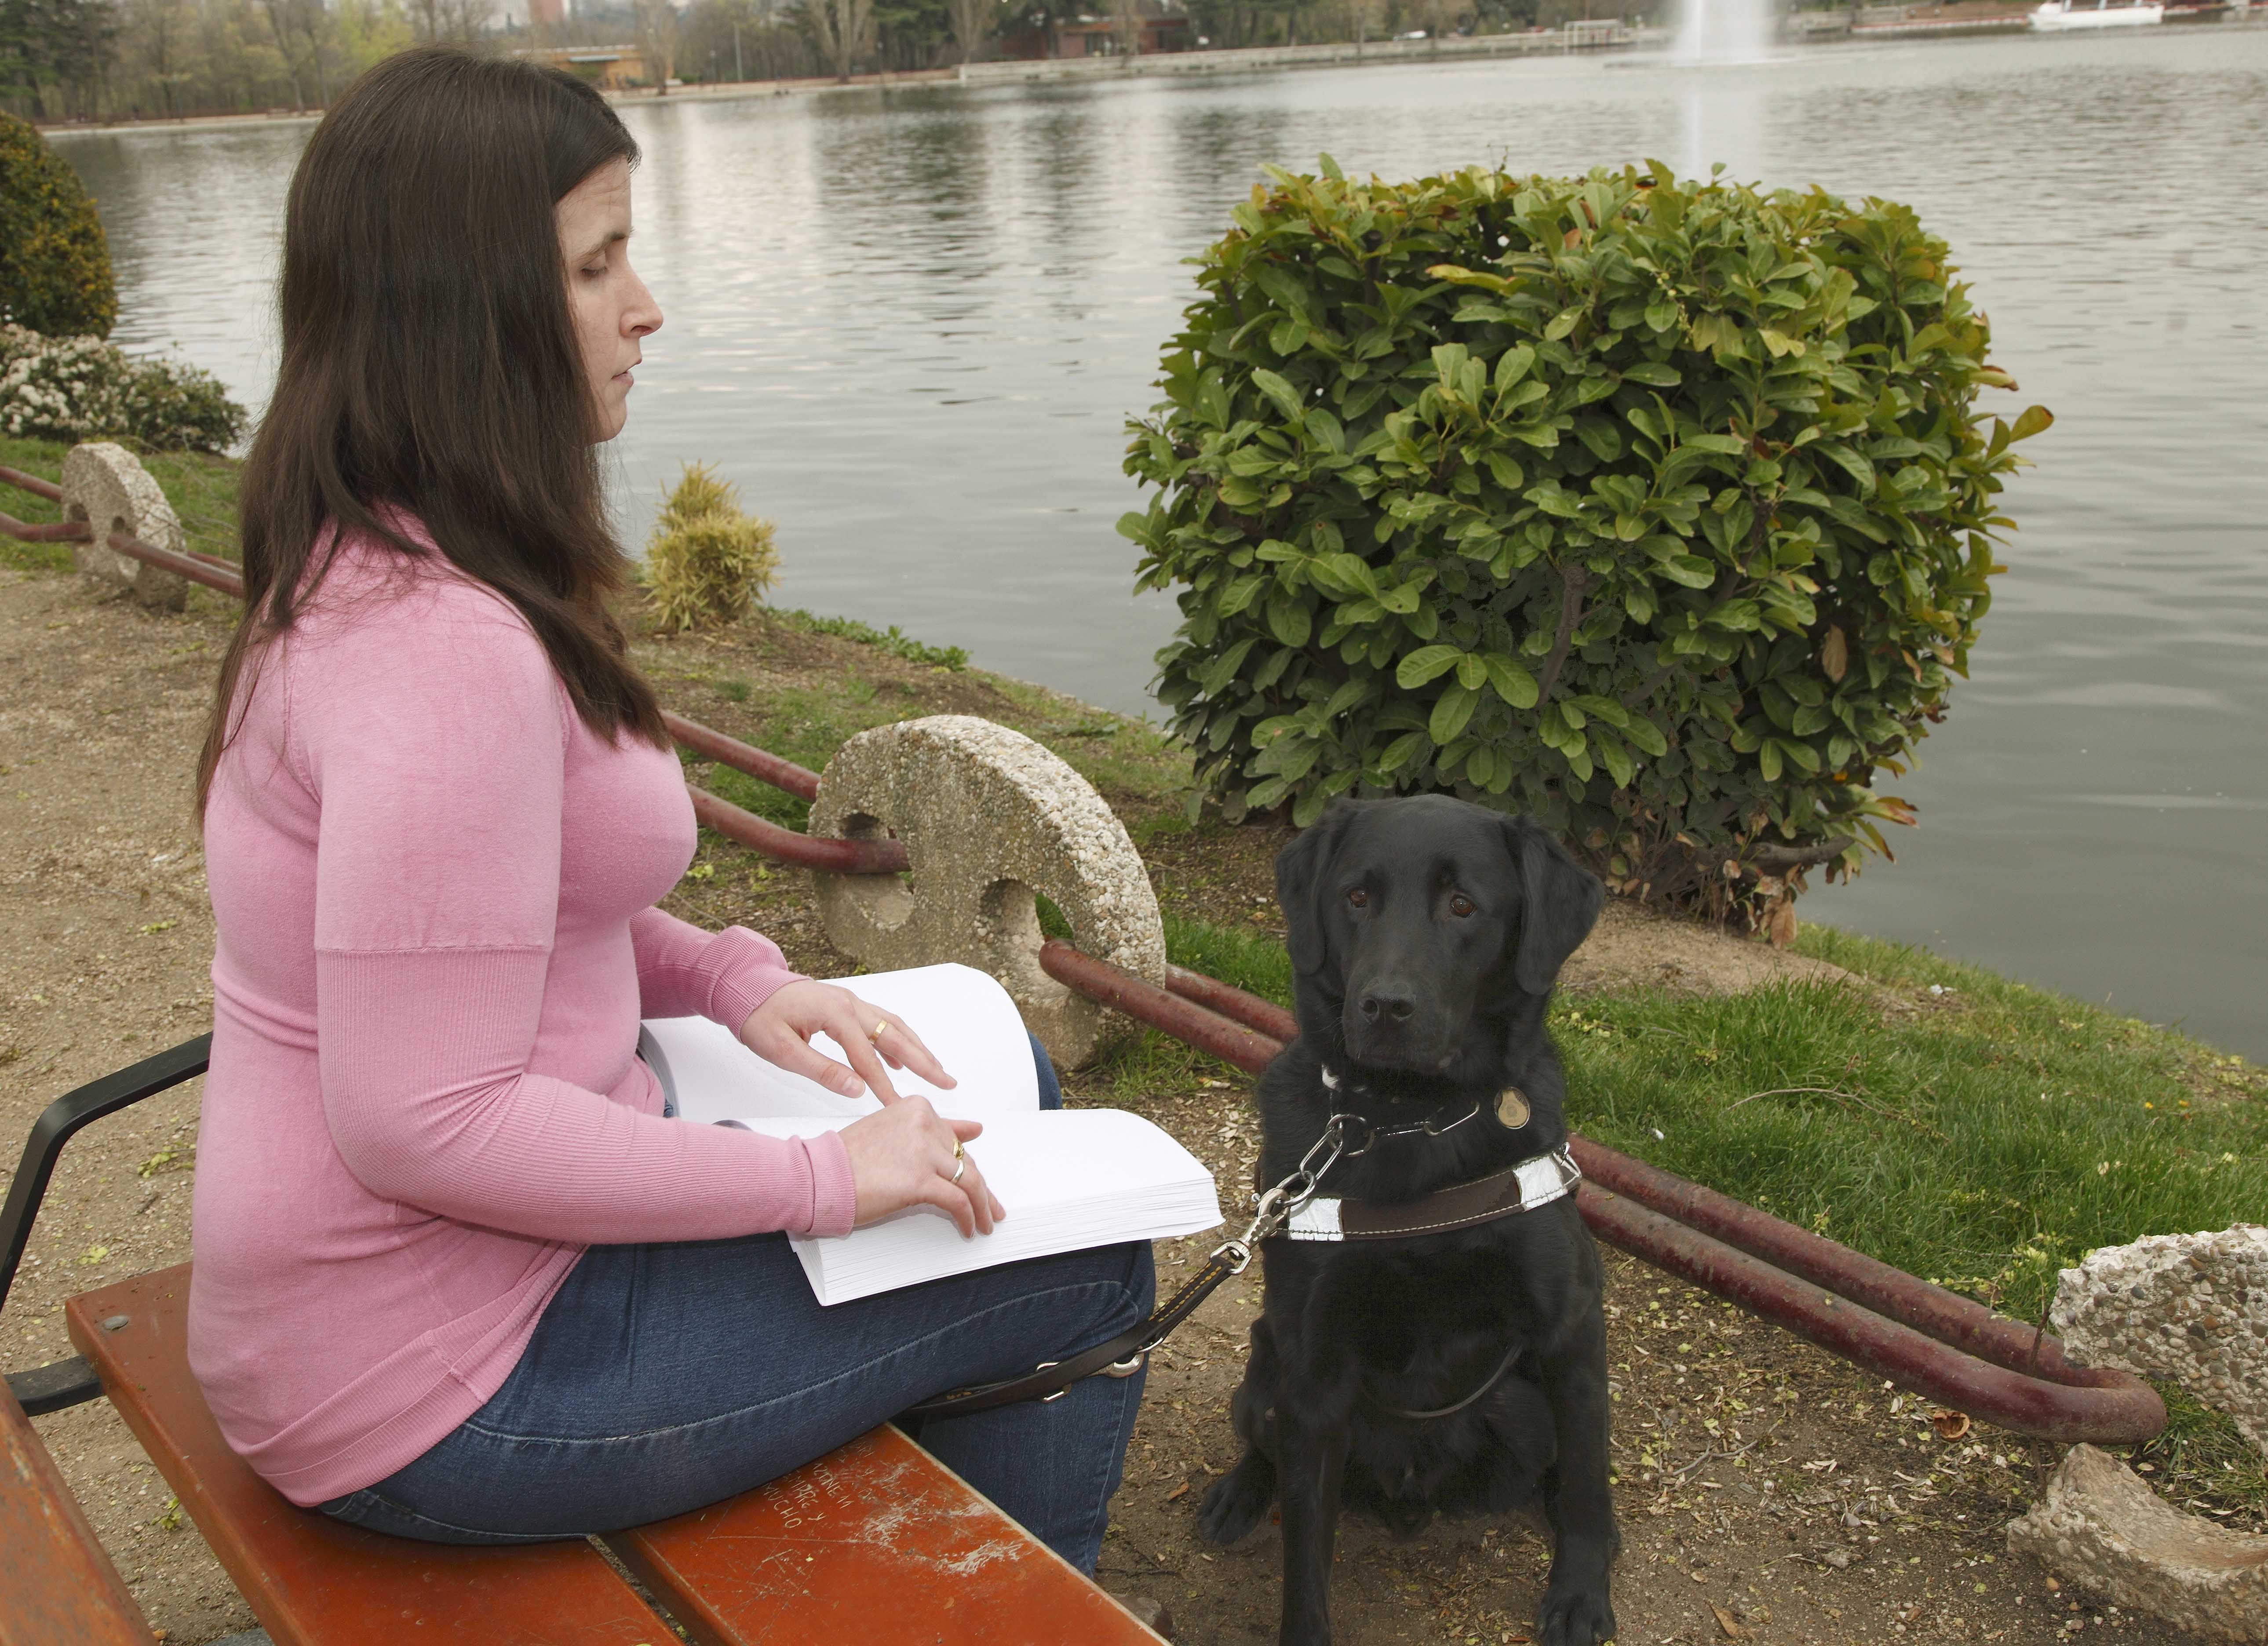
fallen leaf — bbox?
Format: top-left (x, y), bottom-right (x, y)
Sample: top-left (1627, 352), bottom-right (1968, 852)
top-left (1164, 1481), bottom-right (1190, 1502)
top-left (1713, 1602), bottom-right (1754, 1640)
top-left (1931, 1408), bottom-right (1972, 1441)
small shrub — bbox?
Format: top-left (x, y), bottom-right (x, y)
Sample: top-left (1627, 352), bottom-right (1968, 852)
top-left (1121, 160), bottom-right (2050, 921)
top-left (0, 113), bottom-right (117, 339)
top-left (0, 325), bottom-right (247, 452)
top-left (642, 463), bottom-right (780, 633)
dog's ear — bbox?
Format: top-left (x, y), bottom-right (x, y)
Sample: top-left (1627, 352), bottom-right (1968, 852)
top-left (1504, 816), bottom-right (1604, 997)
top-left (1275, 800), bottom-right (1365, 977)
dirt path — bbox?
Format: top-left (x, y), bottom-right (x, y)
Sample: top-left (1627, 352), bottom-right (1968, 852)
top-left (0, 562), bottom-right (2202, 1646)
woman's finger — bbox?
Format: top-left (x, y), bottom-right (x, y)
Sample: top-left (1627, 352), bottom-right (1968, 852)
top-left (871, 1007), bottom-right (956, 1090)
top-left (829, 1003), bottom-right (907, 1106)
top-left (746, 1019), bottom-right (867, 1100)
top-left (923, 1153), bottom-right (996, 1238)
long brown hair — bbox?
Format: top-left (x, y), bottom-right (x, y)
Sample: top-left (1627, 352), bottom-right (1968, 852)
top-left (195, 45), bottom-right (669, 820)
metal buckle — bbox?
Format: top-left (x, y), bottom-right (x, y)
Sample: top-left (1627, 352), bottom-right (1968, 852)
top-left (1105, 1355), bottom-right (1145, 1378)
top-left (1035, 1359), bottom-right (1067, 1402)
top-left (1210, 1236), bottom-right (1254, 1275)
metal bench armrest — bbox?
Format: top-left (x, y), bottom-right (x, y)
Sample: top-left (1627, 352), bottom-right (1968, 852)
top-left (0, 1035), bottom-right (211, 1320)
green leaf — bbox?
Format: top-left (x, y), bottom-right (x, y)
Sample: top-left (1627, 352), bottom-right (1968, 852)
top-left (1483, 451), bottom-right (1525, 491)
top-left (1251, 368), bottom-right (1306, 423)
top-left (1429, 684), bottom-right (1480, 745)
top-left (1622, 361), bottom-right (1681, 386)
top-left (1816, 443), bottom-right (1877, 494)
top-left (1483, 655), bottom-right (1539, 709)
top-left (1397, 645), bottom-right (1464, 688)
top-left (1376, 729), bottom-right (1430, 773)
top-left (1660, 554), bottom-right (1716, 589)
top-left (1592, 730), bottom-right (1635, 789)
top-left (1455, 655), bottom-right (1488, 691)
top-left (1493, 344), bottom-right (1538, 393)
top-left (2009, 404), bottom-right (2054, 443)
top-left (1758, 739), bottom-right (1783, 783)
top-left (1217, 575), bottom-right (1266, 617)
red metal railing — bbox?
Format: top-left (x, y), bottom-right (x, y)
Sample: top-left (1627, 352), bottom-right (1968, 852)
top-left (0, 465), bottom-right (2164, 1444)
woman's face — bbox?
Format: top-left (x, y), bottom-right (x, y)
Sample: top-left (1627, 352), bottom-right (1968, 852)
top-left (556, 157), bottom-right (661, 444)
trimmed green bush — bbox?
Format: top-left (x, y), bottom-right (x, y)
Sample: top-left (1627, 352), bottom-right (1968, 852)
top-left (0, 113), bottom-right (117, 339)
top-left (1121, 160), bottom-right (2050, 920)
top-left (642, 463), bottom-right (780, 633)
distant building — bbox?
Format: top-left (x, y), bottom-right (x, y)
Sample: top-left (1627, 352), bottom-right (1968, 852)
top-left (528, 0), bottom-right (567, 23)
top-left (1000, 7), bottom-right (1194, 57)
top-left (515, 44), bottom-right (643, 87)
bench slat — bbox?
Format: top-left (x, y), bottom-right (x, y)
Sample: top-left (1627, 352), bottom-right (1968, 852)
top-left (66, 1267), bottom-right (669, 1646)
top-left (1, 1380), bottom-right (158, 1646)
top-left (605, 1423), bottom-right (1164, 1646)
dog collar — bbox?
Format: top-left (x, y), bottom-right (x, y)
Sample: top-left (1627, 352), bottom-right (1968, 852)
top-left (1280, 1147), bottom-right (1582, 1243)
top-left (1318, 1066), bottom-right (1533, 1144)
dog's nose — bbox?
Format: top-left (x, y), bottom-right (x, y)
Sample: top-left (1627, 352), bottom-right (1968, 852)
top-left (1359, 990), bottom-right (1417, 1024)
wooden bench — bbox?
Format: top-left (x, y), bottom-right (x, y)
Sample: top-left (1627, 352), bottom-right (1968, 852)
top-left (4, 1041), bottom-right (1164, 1646)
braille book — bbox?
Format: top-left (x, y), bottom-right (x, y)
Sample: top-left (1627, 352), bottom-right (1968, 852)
top-left (639, 963), bottom-right (1222, 1304)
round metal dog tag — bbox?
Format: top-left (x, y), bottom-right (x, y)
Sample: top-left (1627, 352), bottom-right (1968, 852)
top-left (1495, 1086), bottom-right (1531, 1130)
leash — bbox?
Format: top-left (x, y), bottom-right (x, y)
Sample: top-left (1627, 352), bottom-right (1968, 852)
top-left (900, 1115), bottom-right (1360, 1421)
top-left (901, 1111), bottom-right (1579, 1423)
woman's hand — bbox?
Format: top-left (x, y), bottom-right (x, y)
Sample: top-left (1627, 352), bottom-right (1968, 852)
top-left (737, 979), bottom-right (957, 1105)
top-left (838, 1099), bottom-right (1005, 1238)
top-left (739, 981), bottom-right (999, 1234)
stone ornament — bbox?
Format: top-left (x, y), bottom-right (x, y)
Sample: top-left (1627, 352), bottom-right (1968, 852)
top-left (61, 441), bottom-right (189, 612)
top-left (808, 715), bottom-right (1169, 1070)
top-left (2007, 1444), bottom-right (2267, 1644)
top-left (2053, 1224), bottom-right (2268, 1461)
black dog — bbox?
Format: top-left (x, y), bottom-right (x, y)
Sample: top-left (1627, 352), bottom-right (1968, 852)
top-left (1196, 795), bottom-right (1619, 1646)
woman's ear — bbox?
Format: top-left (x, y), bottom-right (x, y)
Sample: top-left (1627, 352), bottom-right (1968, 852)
top-left (1274, 801), bottom-right (1364, 978)
top-left (1503, 816), bottom-right (1604, 997)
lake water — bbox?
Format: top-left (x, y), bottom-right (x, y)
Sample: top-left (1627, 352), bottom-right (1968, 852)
top-left (52, 28), bottom-right (2268, 1058)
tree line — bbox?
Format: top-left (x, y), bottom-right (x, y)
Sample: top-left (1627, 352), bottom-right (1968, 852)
top-left (3, 0), bottom-right (1619, 122)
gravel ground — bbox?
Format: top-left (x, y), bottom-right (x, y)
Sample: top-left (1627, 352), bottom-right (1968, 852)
top-left (0, 563), bottom-right (2222, 1646)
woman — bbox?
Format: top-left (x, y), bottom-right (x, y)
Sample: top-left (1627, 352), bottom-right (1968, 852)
top-left (190, 46), bottom-right (1152, 1573)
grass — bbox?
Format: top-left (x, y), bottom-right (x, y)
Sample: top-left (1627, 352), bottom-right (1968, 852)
top-left (773, 606), bottom-right (969, 670)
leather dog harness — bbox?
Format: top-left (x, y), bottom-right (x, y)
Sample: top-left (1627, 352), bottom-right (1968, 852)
top-left (901, 1084), bottom-right (1581, 1423)
top-left (1281, 1147), bottom-right (1582, 1242)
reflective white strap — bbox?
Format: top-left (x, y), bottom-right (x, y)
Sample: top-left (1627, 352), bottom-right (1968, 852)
top-left (1286, 1197), bottom-right (1344, 1242)
top-left (1514, 1151), bottom-right (1578, 1211)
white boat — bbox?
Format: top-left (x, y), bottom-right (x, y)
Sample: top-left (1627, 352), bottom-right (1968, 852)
top-left (2030, 0), bottom-right (2165, 29)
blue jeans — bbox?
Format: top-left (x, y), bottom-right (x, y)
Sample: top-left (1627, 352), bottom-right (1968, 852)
top-left (318, 1034), bottom-right (1154, 1574)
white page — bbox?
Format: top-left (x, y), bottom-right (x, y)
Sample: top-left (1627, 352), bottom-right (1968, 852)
top-left (640, 962), bottom-right (1040, 1125)
top-left (737, 1111), bottom-right (1223, 1304)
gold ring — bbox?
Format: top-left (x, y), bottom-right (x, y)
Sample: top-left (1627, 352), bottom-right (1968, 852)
top-left (953, 1138), bottom-right (965, 1162)
top-left (868, 1019), bottom-right (887, 1042)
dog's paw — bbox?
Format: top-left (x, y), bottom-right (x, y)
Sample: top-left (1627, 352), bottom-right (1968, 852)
top-left (1194, 1452), bottom-right (1275, 1548)
top-left (1534, 1583), bottom-right (1617, 1646)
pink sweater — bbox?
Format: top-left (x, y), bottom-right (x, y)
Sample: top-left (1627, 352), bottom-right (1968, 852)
top-left (191, 524), bottom-right (857, 1507)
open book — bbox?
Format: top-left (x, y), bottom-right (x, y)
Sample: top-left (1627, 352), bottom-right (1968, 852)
top-left (639, 963), bottom-right (1222, 1304)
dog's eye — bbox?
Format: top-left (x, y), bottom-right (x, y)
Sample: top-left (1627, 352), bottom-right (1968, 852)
top-left (1449, 893), bottom-right (1475, 918)
top-left (1345, 888), bottom-right (1369, 909)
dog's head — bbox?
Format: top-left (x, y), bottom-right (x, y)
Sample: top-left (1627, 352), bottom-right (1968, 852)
top-left (1274, 795), bottom-right (1603, 1075)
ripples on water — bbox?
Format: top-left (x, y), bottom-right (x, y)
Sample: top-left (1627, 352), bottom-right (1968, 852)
top-left (55, 29), bottom-right (2268, 1055)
